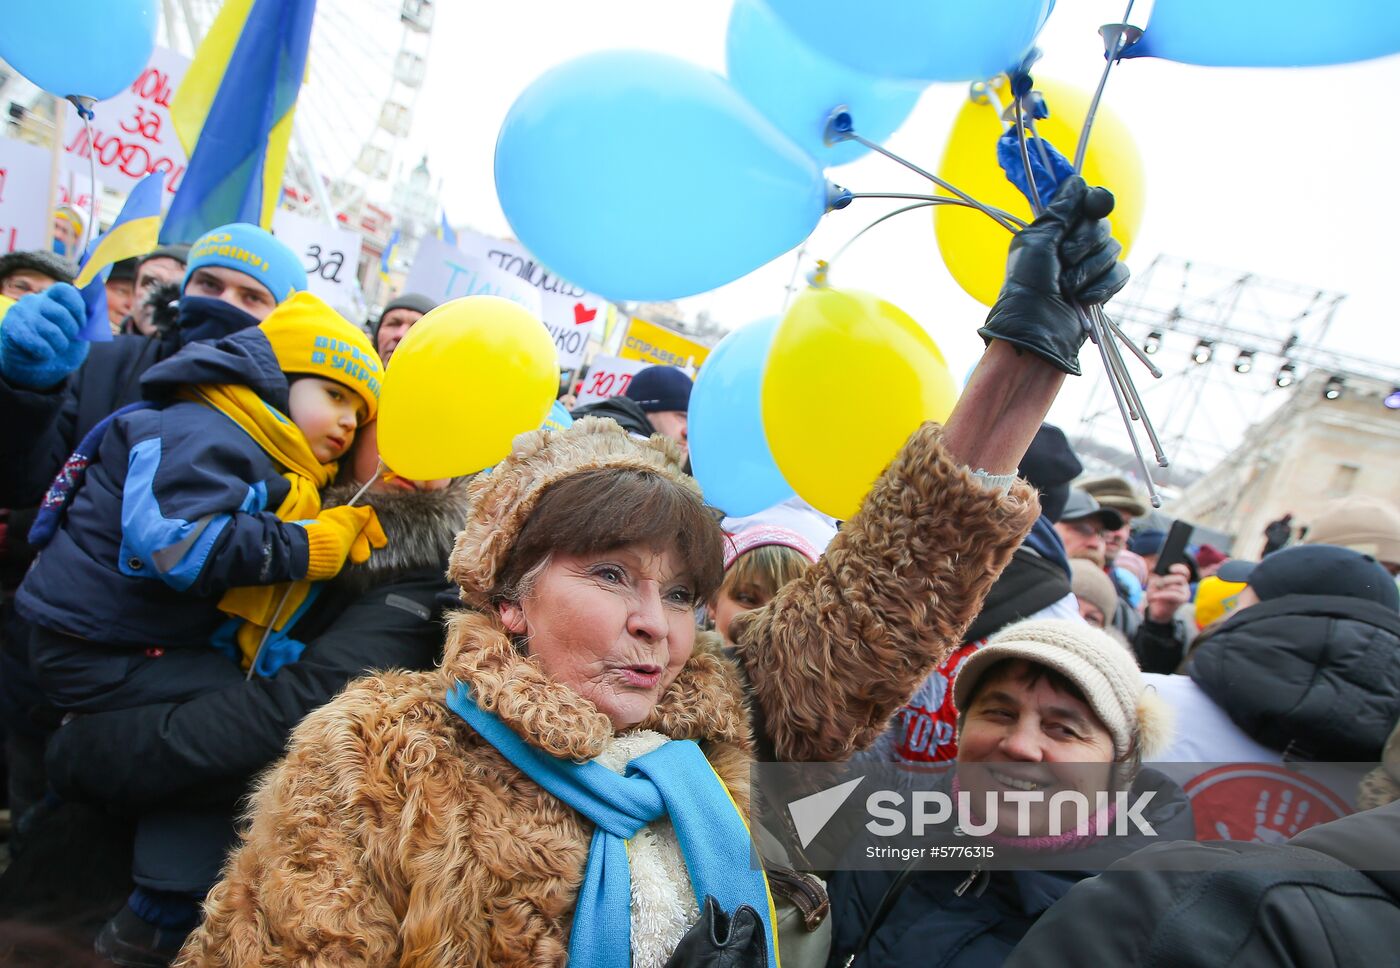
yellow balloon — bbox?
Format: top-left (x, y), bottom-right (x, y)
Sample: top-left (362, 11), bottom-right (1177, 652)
top-left (377, 296), bottom-right (559, 479)
top-left (762, 286), bottom-right (958, 520)
top-left (934, 76), bottom-right (1145, 306)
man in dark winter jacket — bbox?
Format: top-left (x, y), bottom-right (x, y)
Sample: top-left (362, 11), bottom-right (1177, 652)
top-left (0, 222), bottom-right (305, 507)
top-left (1146, 544), bottom-right (1400, 763)
top-left (1004, 801), bottom-right (1400, 968)
top-left (572, 364), bottom-right (692, 453)
top-left (121, 244), bottom-right (190, 336)
top-left (0, 465), bottom-right (467, 964)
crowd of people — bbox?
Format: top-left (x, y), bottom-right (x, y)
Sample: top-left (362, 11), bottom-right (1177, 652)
top-left (0, 171), bottom-right (1396, 968)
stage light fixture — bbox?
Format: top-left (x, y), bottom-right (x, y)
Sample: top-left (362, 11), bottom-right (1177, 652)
top-left (1323, 376), bottom-right (1344, 401)
top-left (1191, 340), bottom-right (1214, 365)
top-left (1233, 351), bottom-right (1254, 374)
top-left (1274, 363), bottom-right (1297, 388)
top-left (1143, 330), bottom-right (1162, 355)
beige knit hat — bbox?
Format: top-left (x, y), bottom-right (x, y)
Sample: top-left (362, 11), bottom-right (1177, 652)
top-left (1068, 559), bottom-right (1120, 627)
top-left (448, 416), bottom-right (698, 608)
top-left (952, 618), bottom-right (1173, 760)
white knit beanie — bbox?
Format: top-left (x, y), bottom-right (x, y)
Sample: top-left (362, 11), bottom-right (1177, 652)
top-left (952, 618), bottom-right (1173, 760)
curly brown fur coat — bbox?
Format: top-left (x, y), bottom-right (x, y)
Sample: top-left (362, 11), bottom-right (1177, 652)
top-left (176, 422), bottom-right (1038, 967)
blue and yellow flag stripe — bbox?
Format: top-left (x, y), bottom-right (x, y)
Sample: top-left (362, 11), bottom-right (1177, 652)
top-left (73, 171), bottom-right (165, 289)
top-left (160, 0), bottom-right (316, 243)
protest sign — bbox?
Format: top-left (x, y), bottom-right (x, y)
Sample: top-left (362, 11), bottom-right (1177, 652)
top-left (403, 235), bottom-right (543, 319)
top-left (620, 315), bottom-right (711, 368)
top-left (62, 46), bottom-right (190, 198)
top-left (272, 208), bottom-right (366, 316)
top-left (0, 138), bottom-right (55, 253)
top-left (455, 228), bottom-right (605, 368)
top-left (574, 355), bottom-right (648, 407)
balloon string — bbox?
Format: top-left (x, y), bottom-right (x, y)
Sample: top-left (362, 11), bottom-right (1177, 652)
top-left (67, 97), bottom-right (99, 257)
top-left (1074, 5), bottom-right (1139, 173)
top-left (846, 192), bottom-right (1027, 229)
top-left (1012, 97), bottom-right (1045, 215)
top-left (245, 459), bottom-right (384, 680)
top-left (827, 201), bottom-right (937, 269)
top-left (1025, 115), bottom-right (1057, 180)
top-left (835, 129), bottom-right (1023, 234)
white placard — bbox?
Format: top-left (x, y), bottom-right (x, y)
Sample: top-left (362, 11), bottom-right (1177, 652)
top-left (272, 208), bottom-right (366, 317)
top-left (0, 138), bottom-right (56, 254)
top-left (62, 46), bottom-right (190, 199)
top-left (455, 228), bottom-right (607, 369)
top-left (403, 235), bottom-right (543, 318)
top-left (574, 355), bottom-right (648, 407)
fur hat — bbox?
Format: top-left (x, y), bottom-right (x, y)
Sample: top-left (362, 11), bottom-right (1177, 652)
top-left (953, 618), bottom-right (1173, 760)
top-left (449, 417), bottom-right (697, 609)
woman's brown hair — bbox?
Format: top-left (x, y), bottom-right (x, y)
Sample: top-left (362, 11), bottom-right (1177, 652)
top-left (494, 467), bottom-right (725, 606)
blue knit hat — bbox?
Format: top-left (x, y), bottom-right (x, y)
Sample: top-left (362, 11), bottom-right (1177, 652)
top-left (624, 365), bottom-right (692, 413)
top-left (182, 223), bottom-right (306, 303)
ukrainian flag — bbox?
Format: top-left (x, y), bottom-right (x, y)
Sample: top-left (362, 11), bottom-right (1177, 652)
top-left (379, 229), bottom-right (400, 284)
top-left (438, 211), bottom-right (458, 247)
top-left (75, 171), bottom-right (166, 341)
top-left (160, 0), bottom-right (317, 244)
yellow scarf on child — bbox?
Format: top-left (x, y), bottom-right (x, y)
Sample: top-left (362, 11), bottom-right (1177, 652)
top-left (178, 382), bottom-right (336, 670)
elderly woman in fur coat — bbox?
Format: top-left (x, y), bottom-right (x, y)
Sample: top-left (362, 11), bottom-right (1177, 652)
top-left (176, 178), bottom-right (1128, 968)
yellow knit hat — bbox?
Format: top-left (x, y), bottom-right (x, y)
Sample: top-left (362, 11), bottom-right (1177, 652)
top-left (258, 292), bottom-right (382, 420)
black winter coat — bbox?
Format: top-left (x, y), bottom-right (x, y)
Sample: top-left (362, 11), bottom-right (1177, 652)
top-left (826, 770), bottom-right (1193, 968)
top-left (0, 288), bottom-right (253, 507)
top-left (570, 394), bottom-right (655, 438)
top-left (42, 478), bottom-right (468, 809)
top-left (1004, 801), bottom-right (1400, 968)
top-left (1187, 594), bottom-right (1400, 760)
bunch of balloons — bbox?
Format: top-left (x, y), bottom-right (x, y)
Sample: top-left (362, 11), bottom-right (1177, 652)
top-left (0, 0), bottom-right (157, 101)
top-left (495, 1), bottom-right (1058, 304)
top-left (689, 286), bottom-right (958, 521)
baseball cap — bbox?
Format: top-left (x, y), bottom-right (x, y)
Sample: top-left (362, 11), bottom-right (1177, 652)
top-left (1218, 544), bottom-right (1399, 611)
top-left (1058, 489), bottom-right (1125, 532)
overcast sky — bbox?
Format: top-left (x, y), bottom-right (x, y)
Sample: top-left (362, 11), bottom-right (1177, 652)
top-left (410, 1), bottom-right (1400, 466)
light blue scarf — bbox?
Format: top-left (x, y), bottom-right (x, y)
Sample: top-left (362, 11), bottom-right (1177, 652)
top-left (446, 682), bottom-right (779, 968)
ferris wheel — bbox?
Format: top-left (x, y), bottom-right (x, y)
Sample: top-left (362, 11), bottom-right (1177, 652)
top-left (160, 0), bottom-right (435, 222)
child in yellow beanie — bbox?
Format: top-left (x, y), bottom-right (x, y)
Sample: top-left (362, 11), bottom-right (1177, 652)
top-left (21, 292), bottom-right (389, 704)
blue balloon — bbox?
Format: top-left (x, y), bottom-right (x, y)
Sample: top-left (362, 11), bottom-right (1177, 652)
top-left (496, 50), bottom-right (836, 302)
top-left (1122, 0), bottom-right (1400, 67)
top-left (760, 0), bottom-right (1054, 82)
top-left (689, 317), bottom-right (794, 517)
top-left (0, 1), bottom-right (157, 100)
top-left (726, 0), bottom-right (925, 164)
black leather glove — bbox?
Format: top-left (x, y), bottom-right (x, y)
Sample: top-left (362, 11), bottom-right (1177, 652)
top-left (664, 896), bottom-right (767, 968)
top-left (978, 175), bottom-right (1130, 376)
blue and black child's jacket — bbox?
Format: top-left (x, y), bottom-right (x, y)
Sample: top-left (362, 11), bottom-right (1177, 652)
top-left (17, 325), bottom-right (312, 647)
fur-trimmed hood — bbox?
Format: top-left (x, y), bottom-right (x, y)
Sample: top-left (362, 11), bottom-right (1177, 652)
top-left (322, 477), bottom-right (472, 596)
